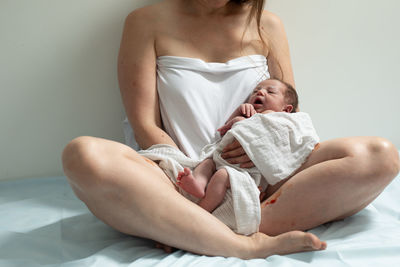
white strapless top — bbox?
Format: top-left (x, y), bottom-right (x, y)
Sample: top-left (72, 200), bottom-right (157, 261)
top-left (123, 55), bottom-right (270, 159)
top-left (156, 55), bottom-right (269, 159)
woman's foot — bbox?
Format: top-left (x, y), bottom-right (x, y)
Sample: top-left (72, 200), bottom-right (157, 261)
top-left (243, 231), bottom-right (327, 259)
top-left (177, 168), bottom-right (206, 198)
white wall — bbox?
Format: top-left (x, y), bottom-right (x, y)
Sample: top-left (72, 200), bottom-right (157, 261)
top-left (0, 0), bottom-right (158, 180)
top-left (267, 0), bottom-right (400, 146)
top-left (1, 0), bottom-right (399, 180)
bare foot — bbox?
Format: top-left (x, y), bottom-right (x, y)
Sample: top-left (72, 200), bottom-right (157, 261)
top-left (243, 231), bottom-right (327, 259)
top-left (177, 168), bottom-right (206, 198)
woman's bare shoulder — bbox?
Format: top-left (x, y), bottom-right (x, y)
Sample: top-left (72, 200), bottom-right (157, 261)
top-left (260, 10), bottom-right (285, 33)
top-left (124, 2), bottom-right (168, 31)
top-left (124, 6), bottom-right (154, 27)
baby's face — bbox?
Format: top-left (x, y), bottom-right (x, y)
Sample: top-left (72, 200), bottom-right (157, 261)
top-left (248, 79), bottom-right (288, 113)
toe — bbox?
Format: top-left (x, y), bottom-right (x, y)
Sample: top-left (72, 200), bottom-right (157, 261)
top-left (304, 232), bottom-right (326, 250)
top-left (184, 167), bottom-right (191, 175)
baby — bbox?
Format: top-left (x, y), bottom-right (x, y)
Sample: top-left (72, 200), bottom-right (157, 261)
top-left (177, 78), bottom-right (298, 212)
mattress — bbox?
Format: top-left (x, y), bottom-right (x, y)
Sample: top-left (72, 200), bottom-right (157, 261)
top-left (0, 163), bottom-right (399, 266)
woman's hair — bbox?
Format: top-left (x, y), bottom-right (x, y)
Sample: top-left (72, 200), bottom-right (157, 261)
top-left (232, 0), bottom-right (287, 82)
top-left (231, 0), bottom-right (267, 52)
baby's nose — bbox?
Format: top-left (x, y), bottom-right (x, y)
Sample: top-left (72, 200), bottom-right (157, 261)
top-left (256, 89), bottom-right (265, 96)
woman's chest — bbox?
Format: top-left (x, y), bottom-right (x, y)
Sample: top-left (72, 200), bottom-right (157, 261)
top-left (154, 16), bottom-right (265, 62)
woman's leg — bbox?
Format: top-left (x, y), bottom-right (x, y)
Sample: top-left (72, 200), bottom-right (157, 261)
top-left (62, 136), bottom-right (326, 259)
top-left (260, 137), bottom-right (400, 236)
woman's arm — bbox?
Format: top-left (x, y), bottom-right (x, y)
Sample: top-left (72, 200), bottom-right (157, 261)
top-left (262, 11), bottom-right (295, 87)
top-left (118, 10), bottom-right (178, 150)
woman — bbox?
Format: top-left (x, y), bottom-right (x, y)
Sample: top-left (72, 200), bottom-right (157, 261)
top-left (62, 0), bottom-right (400, 259)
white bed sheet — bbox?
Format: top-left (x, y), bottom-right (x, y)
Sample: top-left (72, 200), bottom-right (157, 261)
top-left (0, 161), bottom-right (399, 266)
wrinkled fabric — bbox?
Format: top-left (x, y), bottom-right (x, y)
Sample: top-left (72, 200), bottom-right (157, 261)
top-left (139, 112), bottom-right (318, 235)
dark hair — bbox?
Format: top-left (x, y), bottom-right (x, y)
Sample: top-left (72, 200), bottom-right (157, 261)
top-left (268, 78), bottom-right (298, 113)
top-left (281, 81), bottom-right (298, 113)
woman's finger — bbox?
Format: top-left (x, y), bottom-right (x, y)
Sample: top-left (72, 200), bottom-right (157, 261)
top-left (163, 245), bottom-right (173, 253)
top-left (222, 146), bottom-right (245, 159)
top-left (222, 139), bottom-right (241, 153)
top-left (223, 153), bottom-right (251, 165)
top-left (222, 139), bottom-right (256, 167)
top-left (240, 161), bottom-right (255, 168)
top-left (155, 242), bottom-right (174, 253)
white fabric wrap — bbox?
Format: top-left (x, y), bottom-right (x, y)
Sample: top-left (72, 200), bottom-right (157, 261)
top-left (138, 112), bottom-right (319, 235)
top-left (229, 112), bottom-right (320, 185)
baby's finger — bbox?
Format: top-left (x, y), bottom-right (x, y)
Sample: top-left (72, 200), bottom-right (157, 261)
top-left (218, 126), bottom-right (228, 136)
top-left (240, 104), bottom-right (246, 115)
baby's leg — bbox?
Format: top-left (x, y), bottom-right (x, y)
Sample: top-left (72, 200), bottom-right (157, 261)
top-left (198, 168), bottom-right (230, 212)
top-left (177, 159), bottom-right (216, 198)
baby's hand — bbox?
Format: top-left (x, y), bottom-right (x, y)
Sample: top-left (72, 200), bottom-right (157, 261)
top-left (217, 117), bottom-right (246, 136)
top-left (240, 103), bottom-right (256, 118)
top-left (217, 124), bottom-right (232, 136)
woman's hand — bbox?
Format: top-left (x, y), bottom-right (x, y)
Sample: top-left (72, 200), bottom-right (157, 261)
top-left (221, 139), bottom-right (255, 168)
top-left (155, 242), bottom-right (176, 253)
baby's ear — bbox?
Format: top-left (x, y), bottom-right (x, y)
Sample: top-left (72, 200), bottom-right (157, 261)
top-left (283, 105), bottom-right (294, 113)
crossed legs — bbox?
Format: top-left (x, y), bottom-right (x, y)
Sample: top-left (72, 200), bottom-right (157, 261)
top-left (62, 136), bottom-right (326, 259)
top-left (62, 136), bottom-right (399, 258)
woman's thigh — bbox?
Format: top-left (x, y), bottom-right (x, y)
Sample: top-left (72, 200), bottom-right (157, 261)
top-left (62, 136), bottom-right (179, 235)
top-left (259, 136), bottom-right (399, 235)
top-left (63, 136), bottom-right (175, 187)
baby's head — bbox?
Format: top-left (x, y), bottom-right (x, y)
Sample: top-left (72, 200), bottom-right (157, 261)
top-left (248, 78), bottom-right (298, 113)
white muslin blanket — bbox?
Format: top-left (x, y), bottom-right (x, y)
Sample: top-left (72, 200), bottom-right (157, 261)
top-left (138, 112), bottom-right (319, 235)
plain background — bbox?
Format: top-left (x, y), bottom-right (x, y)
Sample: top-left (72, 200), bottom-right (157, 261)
top-left (1, 0), bottom-right (399, 181)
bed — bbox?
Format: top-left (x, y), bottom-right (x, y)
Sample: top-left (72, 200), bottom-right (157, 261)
top-left (1, 158), bottom-right (399, 267)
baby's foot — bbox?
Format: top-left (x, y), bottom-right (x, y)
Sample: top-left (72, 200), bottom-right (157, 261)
top-left (177, 168), bottom-right (205, 198)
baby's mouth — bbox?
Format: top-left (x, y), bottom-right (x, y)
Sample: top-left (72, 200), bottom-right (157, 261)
top-left (254, 97), bottom-right (263, 105)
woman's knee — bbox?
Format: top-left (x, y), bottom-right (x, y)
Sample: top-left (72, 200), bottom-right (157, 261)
top-left (368, 137), bottom-right (399, 177)
top-left (351, 137), bottom-right (399, 183)
top-left (62, 136), bottom-right (106, 182)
